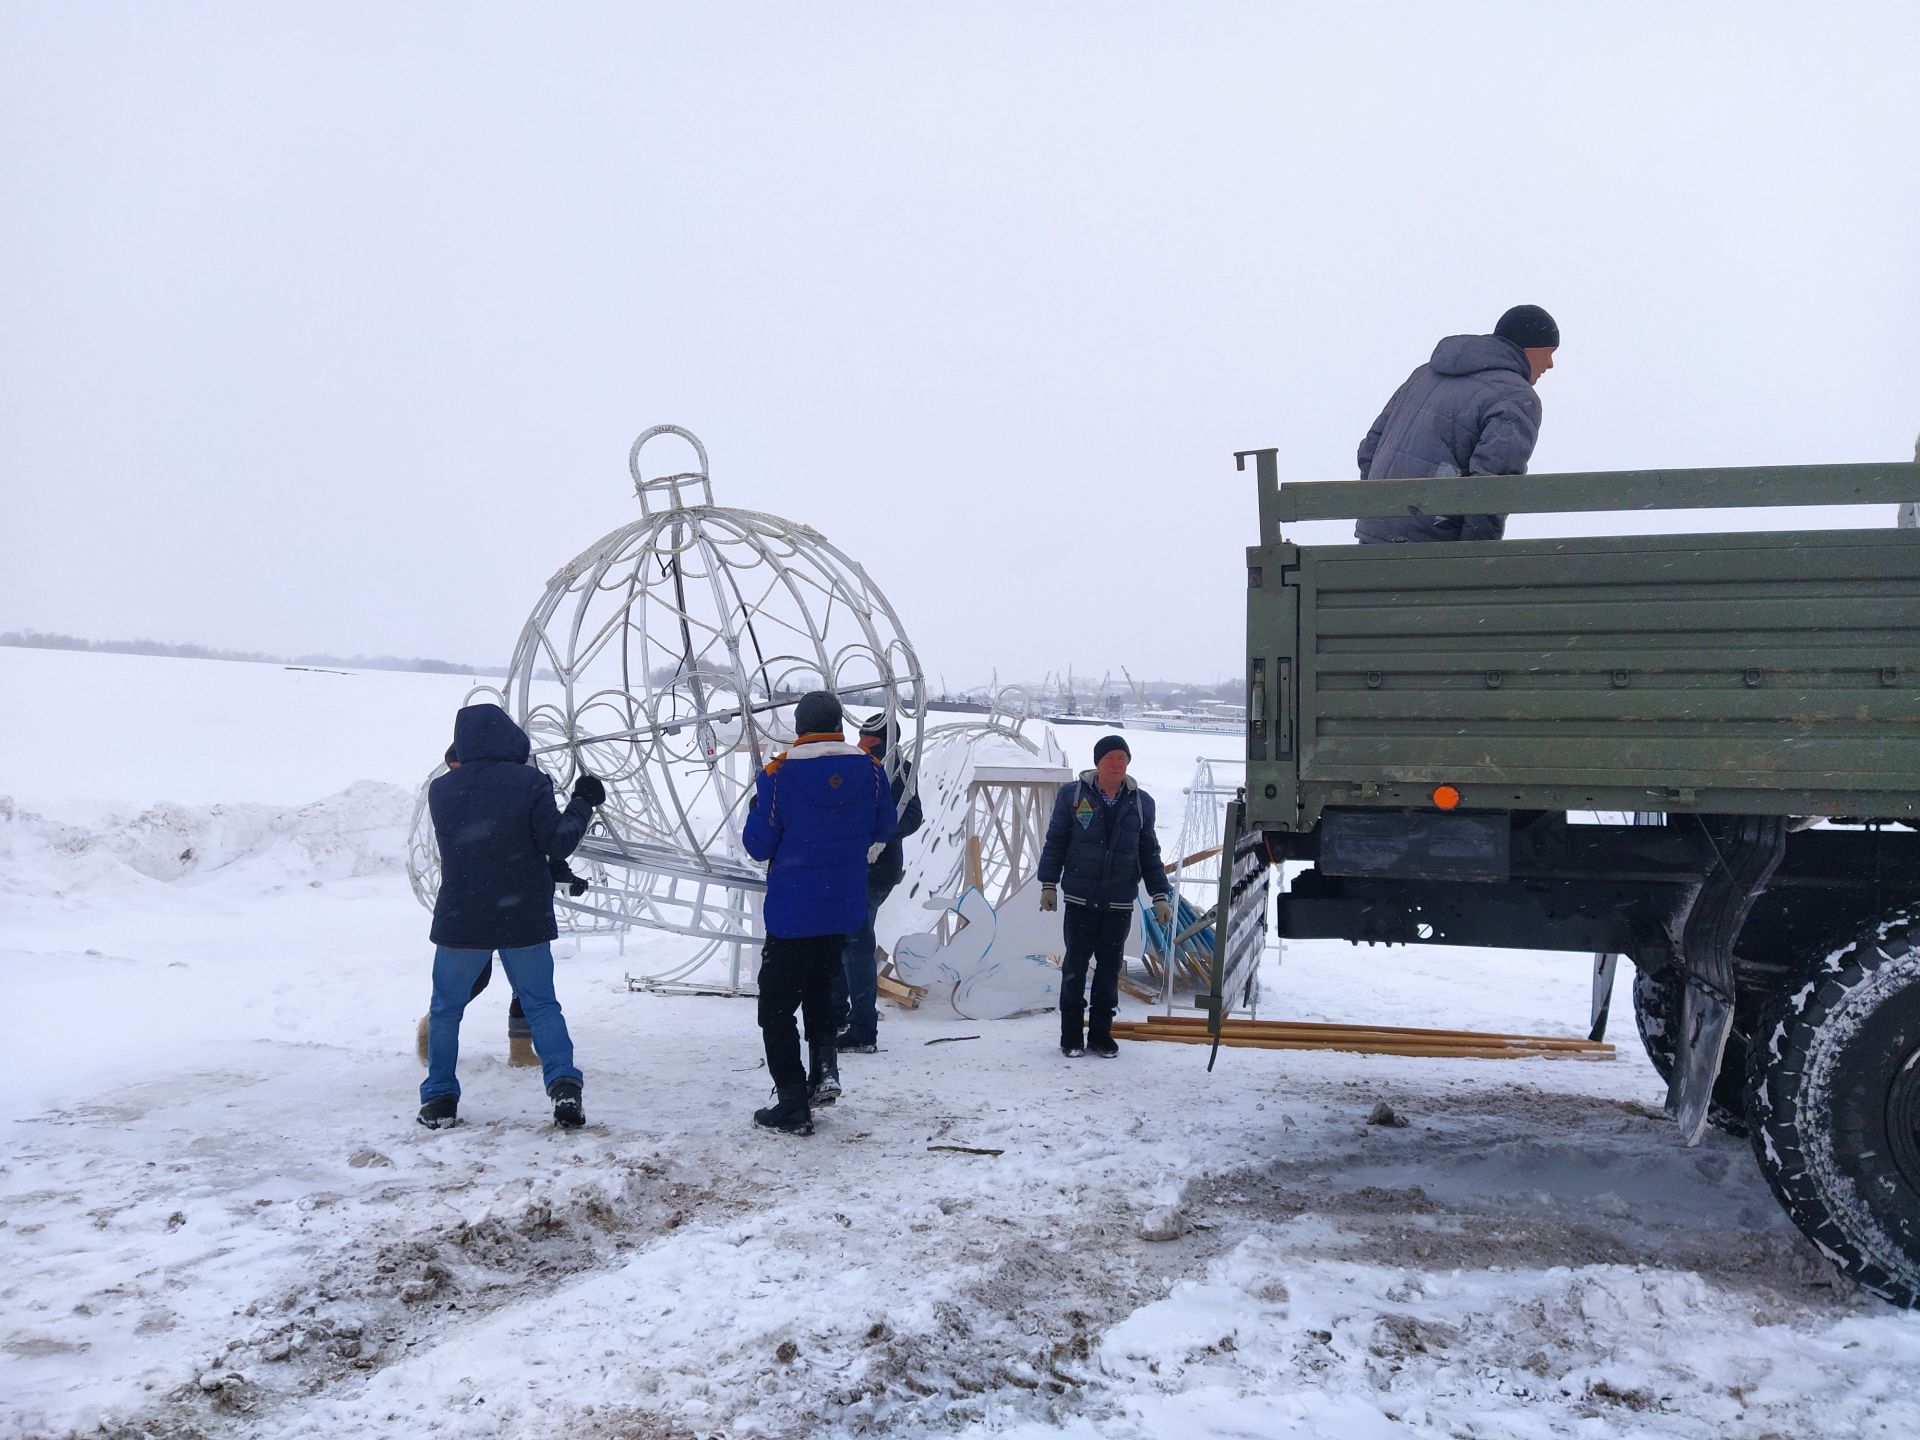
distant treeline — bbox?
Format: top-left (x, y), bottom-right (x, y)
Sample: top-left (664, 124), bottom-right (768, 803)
top-left (0, 629), bottom-right (527, 679)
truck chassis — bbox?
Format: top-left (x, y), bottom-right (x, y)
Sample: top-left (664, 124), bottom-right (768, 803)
top-left (1213, 451), bottom-right (1920, 1305)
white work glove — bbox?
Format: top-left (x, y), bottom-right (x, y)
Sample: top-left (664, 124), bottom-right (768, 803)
top-left (1039, 885), bottom-right (1058, 912)
top-left (866, 842), bottom-right (885, 863)
top-left (1152, 896), bottom-right (1172, 928)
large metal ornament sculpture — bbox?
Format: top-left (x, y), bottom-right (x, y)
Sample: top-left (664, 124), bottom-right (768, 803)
top-left (407, 426), bottom-right (925, 982)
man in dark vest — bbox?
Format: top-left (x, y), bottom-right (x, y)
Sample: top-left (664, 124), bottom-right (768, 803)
top-left (1355, 304), bottom-right (1559, 544)
top-left (1036, 734), bottom-right (1172, 1058)
top-left (831, 711), bottom-right (925, 1054)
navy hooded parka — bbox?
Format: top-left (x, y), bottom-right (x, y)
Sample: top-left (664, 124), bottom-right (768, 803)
top-left (428, 704), bottom-right (594, 950)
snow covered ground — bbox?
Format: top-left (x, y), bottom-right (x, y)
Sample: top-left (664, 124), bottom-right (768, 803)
top-left (4, 646), bottom-right (1918, 1439)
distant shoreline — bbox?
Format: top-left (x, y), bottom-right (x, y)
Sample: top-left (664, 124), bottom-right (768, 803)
top-left (0, 630), bottom-right (515, 679)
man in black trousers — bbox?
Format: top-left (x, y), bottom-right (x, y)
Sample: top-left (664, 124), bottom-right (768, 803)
top-left (741, 691), bottom-right (896, 1134)
top-left (1037, 735), bottom-right (1171, 1058)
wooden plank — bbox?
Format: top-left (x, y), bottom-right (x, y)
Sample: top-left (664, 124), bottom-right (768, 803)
top-left (1109, 1027), bottom-right (1610, 1060)
top-left (1166, 844), bottom-right (1224, 872)
top-left (1131, 1021), bottom-right (1607, 1053)
top-left (1140, 1013), bottom-right (1602, 1047)
top-left (1121, 1029), bottom-right (1612, 1059)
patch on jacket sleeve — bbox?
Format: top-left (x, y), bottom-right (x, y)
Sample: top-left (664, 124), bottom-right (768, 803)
top-left (1075, 794), bottom-right (1096, 829)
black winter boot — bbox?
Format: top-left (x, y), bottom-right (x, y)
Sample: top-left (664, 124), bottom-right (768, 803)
top-left (1061, 1029), bottom-right (1085, 1058)
top-left (417, 1094), bottom-right (458, 1129)
top-left (808, 1043), bottom-right (841, 1106)
top-left (1088, 1014), bottom-right (1117, 1058)
top-left (753, 1086), bottom-right (814, 1136)
top-left (549, 1080), bottom-right (585, 1129)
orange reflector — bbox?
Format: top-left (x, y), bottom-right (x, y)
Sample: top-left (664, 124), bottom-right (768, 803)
top-left (1431, 785), bottom-right (1462, 811)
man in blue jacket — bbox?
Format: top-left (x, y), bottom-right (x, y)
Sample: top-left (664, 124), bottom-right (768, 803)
top-left (1037, 735), bottom-right (1172, 1058)
top-left (742, 691), bottom-right (896, 1135)
top-left (831, 711), bottom-right (924, 1054)
top-left (1355, 304), bottom-right (1559, 544)
top-left (419, 703), bottom-right (604, 1131)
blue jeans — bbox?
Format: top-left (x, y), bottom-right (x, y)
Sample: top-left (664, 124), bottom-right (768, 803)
top-left (830, 880), bottom-right (893, 1043)
top-left (421, 943), bottom-right (582, 1102)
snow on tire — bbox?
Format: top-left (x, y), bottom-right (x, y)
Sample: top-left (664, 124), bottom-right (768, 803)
top-left (1745, 908), bottom-right (1920, 1307)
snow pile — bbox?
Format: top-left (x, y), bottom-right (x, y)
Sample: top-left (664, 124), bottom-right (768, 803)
top-left (0, 781), bottom-right (414, 897)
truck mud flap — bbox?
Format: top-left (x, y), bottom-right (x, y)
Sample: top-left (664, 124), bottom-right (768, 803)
top-left (1669, 814), bottom-right (1788, 1144)
top-left (1589, 952), bottom-right (1619, 1043)
top-left (1206, 796), bottom-right (1272, 1070)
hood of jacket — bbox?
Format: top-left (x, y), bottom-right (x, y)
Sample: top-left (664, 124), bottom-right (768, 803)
top-left (1076, 770), bottom-right (1138, 794)
top-left (453, 703), bottom-right (532, 765)
top-left (1429, 333), bottom-right (1530, 382)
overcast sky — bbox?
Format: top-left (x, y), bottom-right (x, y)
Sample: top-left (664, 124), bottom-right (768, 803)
top-left (3, 2), bottom-right (1916, 689)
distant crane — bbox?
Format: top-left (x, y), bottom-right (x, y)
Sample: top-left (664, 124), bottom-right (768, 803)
top-left (1121, 665), bottom-right (1147, 712)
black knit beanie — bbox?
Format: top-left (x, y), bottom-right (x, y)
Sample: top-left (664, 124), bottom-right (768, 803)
top-left (1495, 304), bottom-right (1559, 349)
top-left (793, 690), bottom-right (844, 736)
top-left (859, 711), bottom-right (893, 755)
top-left (1093, 734), bottom-right (1130, 764)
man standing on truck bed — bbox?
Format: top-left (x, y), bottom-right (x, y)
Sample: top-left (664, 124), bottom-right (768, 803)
top-left (1355, 304), bottom-right (1559, 544)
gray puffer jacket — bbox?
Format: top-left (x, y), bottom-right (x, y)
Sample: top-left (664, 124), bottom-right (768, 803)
top-left (1354, 334), bottom-right (1542, 544)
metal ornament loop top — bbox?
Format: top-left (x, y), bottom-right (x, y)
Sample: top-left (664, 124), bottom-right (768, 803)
top-left (629, 424), bottom-right (715, 513)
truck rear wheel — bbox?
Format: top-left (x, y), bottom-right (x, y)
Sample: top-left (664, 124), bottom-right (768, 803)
top-left (1745, 910), bottom-right (1920, 1307)
top-left (1631, 965), bottom-right (1750, 1137)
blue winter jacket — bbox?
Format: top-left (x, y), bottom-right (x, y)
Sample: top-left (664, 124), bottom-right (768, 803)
top-left (429, 704), bottom-right (594, 950)
top-left (1036, 773), bottom-right (1171, 910)
top-left (743, 737), bottom-right (897, 938)
top-left (1354, 333), bottom-right (1543, 544)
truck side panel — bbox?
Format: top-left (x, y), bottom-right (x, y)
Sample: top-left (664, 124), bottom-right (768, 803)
top-left (1247, 526), bottom-right (1920, 830)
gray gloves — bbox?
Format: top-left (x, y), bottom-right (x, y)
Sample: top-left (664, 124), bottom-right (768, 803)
top-left (1039, 885), bottom-right (1058, 912)
top-left (1152, 895), bottom-right (1173, 928)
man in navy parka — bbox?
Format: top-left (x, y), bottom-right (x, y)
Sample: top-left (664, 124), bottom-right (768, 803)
top-left (1037, 733), bottom-right (1172, 1058)
top-left (741, 690), bottom-right (896, 1135)
top-left (419, 703), bottom-right (603, 1130)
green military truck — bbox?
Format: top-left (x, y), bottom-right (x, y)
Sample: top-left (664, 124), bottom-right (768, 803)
top-left (1211, 451), bottom-right (1920, 1305)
